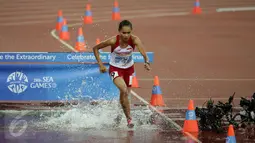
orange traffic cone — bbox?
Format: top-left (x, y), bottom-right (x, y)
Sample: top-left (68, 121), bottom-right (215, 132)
top-left (192, 0), bottom-right (202, 14)
top-left (226, 125), bottom-right (236, 143)
top-left (75, 27), bottom-right (86, 52)
top-left (96, 38), bottom-right (100, 45)
top-left (183, 100), bottom-right (199, 133)
top-left (96, 38), bottom-right (103, 52)
top-left (112, 0), bottom-right (121, 20)
top-left (56, 10), bottom-right (63, 31)
top-left (59, 18), bottom-right (70, 40)
top-left (131, 72), bottom-right (139, 88)
top-left (150, 76), bottom-right (165, 106)
top-left (84, 4), bottom-right (93, 24)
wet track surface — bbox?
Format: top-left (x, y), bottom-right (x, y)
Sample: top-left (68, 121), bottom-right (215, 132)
top-left (1, 0), bottom-right (255, 142)
top-left (0, 103), bottom-right (255, 143)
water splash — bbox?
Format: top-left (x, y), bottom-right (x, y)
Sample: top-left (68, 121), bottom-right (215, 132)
top-left (29, 99), bottom-right (159, 132)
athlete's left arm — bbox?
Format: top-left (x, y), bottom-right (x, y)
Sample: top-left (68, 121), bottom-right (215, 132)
top-left (134, 37), bottom-right (150, 64)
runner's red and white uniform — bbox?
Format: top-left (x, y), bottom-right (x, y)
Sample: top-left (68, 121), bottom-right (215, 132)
top-left (109, 35), bottom-right (135, 87)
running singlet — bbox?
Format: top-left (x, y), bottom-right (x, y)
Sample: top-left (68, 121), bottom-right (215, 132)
top-left (109, 35), bottom-right (135, 69)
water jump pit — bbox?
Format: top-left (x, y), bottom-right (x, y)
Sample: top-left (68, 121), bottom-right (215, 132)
top-left (0, 52), bottom-right (190, 142)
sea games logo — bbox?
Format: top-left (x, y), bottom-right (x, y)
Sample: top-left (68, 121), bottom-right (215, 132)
top-left (6, 72), bottom-right (57, 94)
top-left (30, 76), bottom-right (57, 89)
top-left (6, 72), bottom-right (29, 94)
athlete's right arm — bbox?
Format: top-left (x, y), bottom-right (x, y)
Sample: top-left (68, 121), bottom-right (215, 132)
top-left (93, 37), bottom-right (115, 67)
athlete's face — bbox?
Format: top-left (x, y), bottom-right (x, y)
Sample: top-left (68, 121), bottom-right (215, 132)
top-left (119, 26), bottom-right (132, 42)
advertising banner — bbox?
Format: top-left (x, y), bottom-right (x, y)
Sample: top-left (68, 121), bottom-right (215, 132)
top-left (0, 52), bottom-right (154, 63)
top-left (0, 52), bottom-right (154, 102)
top-left (0, 64), bottom-right (119, 101)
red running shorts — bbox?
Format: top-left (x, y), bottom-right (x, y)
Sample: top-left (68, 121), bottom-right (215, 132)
top-left (109, 65), bottom-right (135, 87)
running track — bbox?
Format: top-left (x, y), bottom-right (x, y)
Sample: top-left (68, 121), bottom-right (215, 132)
top-left (1, 0), bottom-right (255, 142)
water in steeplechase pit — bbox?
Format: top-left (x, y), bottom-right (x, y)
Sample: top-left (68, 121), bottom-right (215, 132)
top-left (0, 98), bottom-right (187, 143)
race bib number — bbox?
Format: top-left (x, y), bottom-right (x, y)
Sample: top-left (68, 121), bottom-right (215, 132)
top-left (115, 56), bottom-right (132, 64)
top-left (110, 71), bottom-right (119, 80)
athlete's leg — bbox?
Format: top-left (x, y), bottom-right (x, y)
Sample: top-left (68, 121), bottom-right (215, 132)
top-left (113, 81), bottom-right (132, 126)
top-left (109, 65), bottom-right (134, 127)
top-left (113, 77), bottom-right (132, 121)
top-left (122, 66), bottom-right (135, 127)
top-left (127, 87), bottom-right (132, 104)
top-left (114, 102), bottom-right (123, 126)
top-left (125, 66), bottom-right (135, 110)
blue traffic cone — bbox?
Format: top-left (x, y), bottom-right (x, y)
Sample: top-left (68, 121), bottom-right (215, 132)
top-left (75, 27), bottom-right (86, 52)
top-left (183, 100), bottom-right (199, 133)
top-left (226, 125), bottom-right (236, 143)
top-left (112, 0), bottom-right (121, 20)
top-left (193, 0), bottom-right (202, 14)
top-left (56, 10), bottom-right (63, 31)
top-left (131, 72), bottom-right (139, 88)
top-left (150, 76), bottom-right (165, 106)
top-left (60, 18), bottom-right (69, 40)
top-left (84, 4), bottom-right (93, 24)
